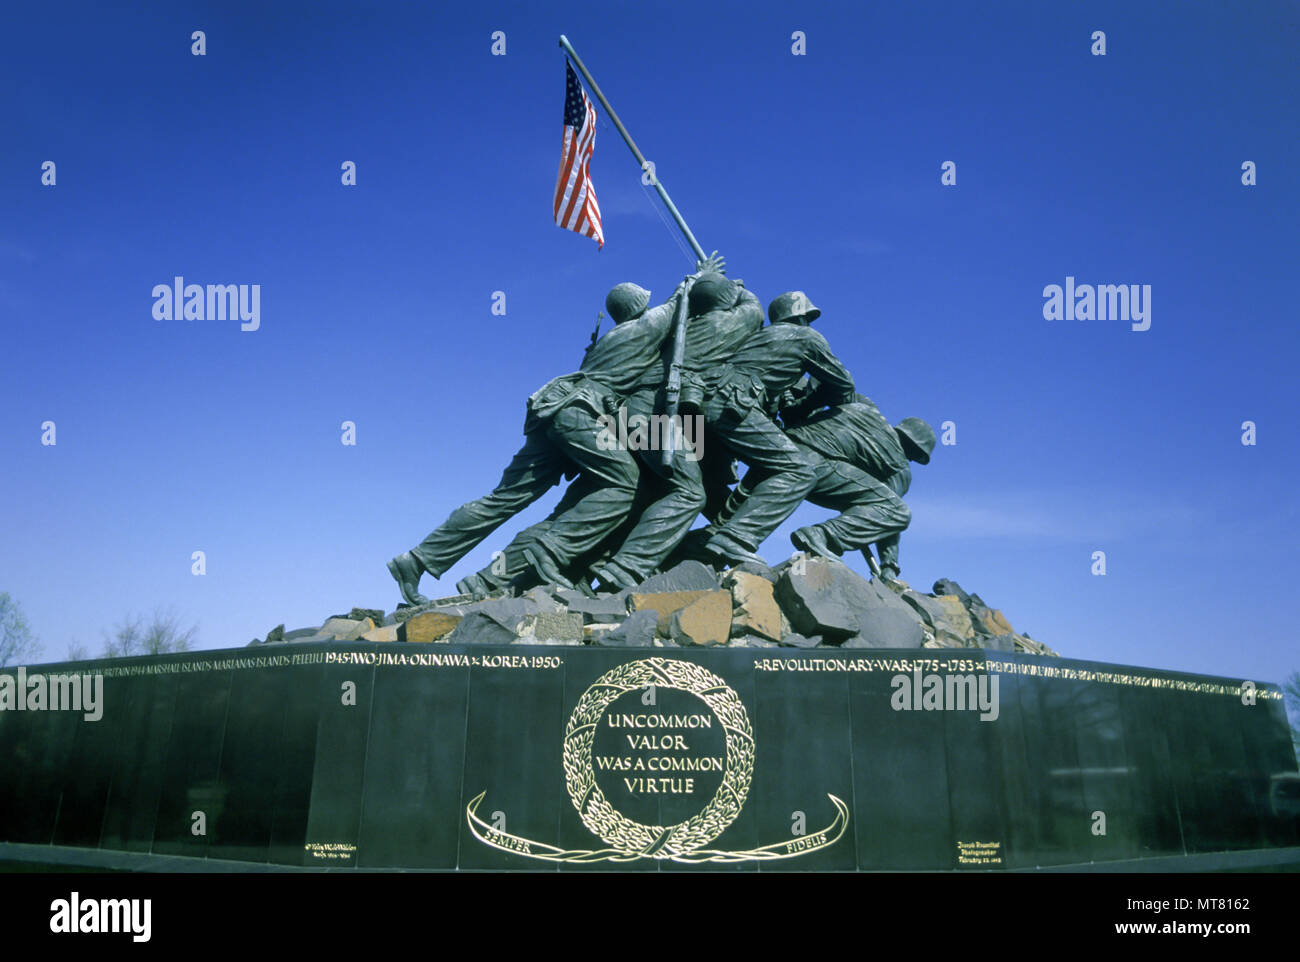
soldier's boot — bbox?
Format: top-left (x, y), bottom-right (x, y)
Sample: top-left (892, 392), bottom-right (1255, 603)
top-left (387, 551), bottom-right (431, 606)
top-left (591, 560), bottom-right (640, 592)
top-left (569, 579), bottom-right (599, 599)
top-left (522, 543), bottom-right (575, 590)
top-left (877, 563), bottom-right (905, 589)
top-left (701, 530), bottom-right (767, 569)
top-left (455, 571), bottom-right (496, 600)
top-left (791, 525), bottom-right (840, 559)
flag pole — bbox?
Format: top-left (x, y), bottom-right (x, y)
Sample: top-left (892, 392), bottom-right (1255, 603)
top-left (558, 35), bottom-right (706, 264)
top-left (559, 35), bottom-right (704, 470)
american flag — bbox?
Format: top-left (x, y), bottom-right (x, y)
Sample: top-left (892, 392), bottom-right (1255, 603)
top-left (554, 61), bottom-right (603, 248)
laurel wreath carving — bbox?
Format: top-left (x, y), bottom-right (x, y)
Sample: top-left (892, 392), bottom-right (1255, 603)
top-left (562, 657), bottom-right (754, 858)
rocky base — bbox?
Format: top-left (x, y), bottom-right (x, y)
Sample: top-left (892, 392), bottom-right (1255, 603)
top-left (249, 558), bottom-right (1057, 656)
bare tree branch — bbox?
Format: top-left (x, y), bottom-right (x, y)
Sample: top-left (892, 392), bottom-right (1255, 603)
top-left (102, 607), bottom-right (197, 658)
top-left (0, 592), bottom-right (42, 668)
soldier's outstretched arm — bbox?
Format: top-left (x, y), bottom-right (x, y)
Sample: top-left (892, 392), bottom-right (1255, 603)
top-left (801, 329), bottom-right (855, 404)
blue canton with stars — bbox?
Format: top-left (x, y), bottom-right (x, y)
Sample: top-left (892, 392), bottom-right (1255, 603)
top-left (564, 63), bottom-right (587, 129)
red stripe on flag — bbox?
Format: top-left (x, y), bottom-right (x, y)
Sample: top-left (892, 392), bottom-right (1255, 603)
top-left (554, 69), bottom-right (602, 247)
top-left (553, 131), bottom-right (576, 217)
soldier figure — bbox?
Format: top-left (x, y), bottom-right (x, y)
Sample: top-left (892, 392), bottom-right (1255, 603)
top-left (691, 287), bottom-right (856, 566)
top-left (774, 374), bottom-right (936, 582)
top-left (581, 275), bottom-right (710, 590)
top-left (455, 266), bottom-right (719, 595)
top-left (389, 272), bottom-right (933, 603)
top-left (386, 366), bottom-right (639, 603)
top-left (390, 257), bottom-right (721, 603)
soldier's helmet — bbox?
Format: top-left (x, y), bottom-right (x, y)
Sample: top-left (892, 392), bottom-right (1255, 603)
top-left (767, 291), bottom-right (821, 325)
top-left (895, 417), bottom-right (937, 465)
top-left (605, 283), bottom-right (652, 324)
top-left (687, 272), bottom-right (739, 316)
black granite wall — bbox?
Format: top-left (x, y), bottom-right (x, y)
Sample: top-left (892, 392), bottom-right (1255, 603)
top-left (0, 644), bottom-right (1294, 870)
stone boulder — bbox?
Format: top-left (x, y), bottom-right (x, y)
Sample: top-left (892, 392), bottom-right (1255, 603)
top-left (361, 624), bottom-right (400, 642)
top-left (728, 560), bottom-right (779, 583)
top-left (430, 594), bottom-right (562, 634)
top-left (444, 611), bottom-right (517, 646)
top-left (291, 630), bottom-right (337, 644)
top-left (253, 566), bottom-right (1055, 654)
top-left (669, 590), bottom-right (732, 647)
top-left (731, 634), bottom-right (779, 648)
top-left (774, 558), bottom-right (870, 639)
top-left (399, 610), bottom-right (462, 643)
top-left (722, 570), bottom-right (783, 642)
top-left (841, 602), bottom-right (925, 647)
top-left (775, 558), bottom-right (925, 646)
top-left (320, 617), bottom-right (373, 641)
top-left (633, 560), bottom-right (718, 594)
top-left (932, 579), bottom-right (971, 604)
top-left (1015, 634), bottom-right (1056, 656)
top-left (930, 595), bottom-right (975, 641)
top-left (392, 597), bottom-right (473, 624)
top-left (976, 607), bottom-right (1015, 637)
top-left (519, 611), bottom-right (584, 643)
top-left (899, 592), bottom-right (948, 630)
top-left (930, 627), bottom-right (970, 648)
top-left (779, 632), bottom-right (821, 648)
top-left (629, 589), bottom-right (713, 636)
top-left (596, 609), bottom-right (659, 647)
top-left (981, 633), bottom-right (1019, 652)
top-left (556, 589), bottom-right (630, 624)
top-left (521, 586), bottom-right (563, 608)
top-left (918, 579), bottom-right (1060, 655)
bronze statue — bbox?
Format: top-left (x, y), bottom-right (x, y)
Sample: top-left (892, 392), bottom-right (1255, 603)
top-left (779, 388), bottom-right (936, 583)
top-left (385, 38), bottom-right (939, 608)
top-left (389, 257), bottom-right (723, 603)
top-left (690, 288), bottom-right (855, 566)
top-left (388, 277), bottom-right (939, 603)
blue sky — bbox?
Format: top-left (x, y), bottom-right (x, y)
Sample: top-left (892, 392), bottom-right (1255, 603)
top-left (1, 1), bottom-right (1296, 686)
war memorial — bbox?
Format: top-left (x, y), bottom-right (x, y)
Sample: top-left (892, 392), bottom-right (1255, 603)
top-left (1, 30), bottom-right (1296, 881)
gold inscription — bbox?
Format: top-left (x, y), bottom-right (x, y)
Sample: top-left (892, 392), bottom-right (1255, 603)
top-left (750, 657), bottom-right (1280, 701)
top-left (956, 839), bottom-right (1003, 866)
top-left (304, 842), bottom-right (357, 861)
top-left (90, 650), bottom-right (563, 677)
